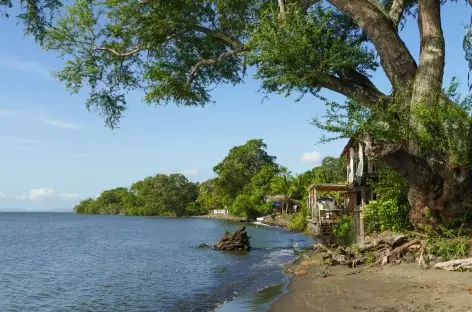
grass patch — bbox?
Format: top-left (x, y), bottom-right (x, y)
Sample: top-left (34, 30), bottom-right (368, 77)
top-left (426, 237), bottom-right (469, 261)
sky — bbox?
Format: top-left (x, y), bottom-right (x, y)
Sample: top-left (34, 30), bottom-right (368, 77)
top-left (0, 2), bottom-right (470, 211)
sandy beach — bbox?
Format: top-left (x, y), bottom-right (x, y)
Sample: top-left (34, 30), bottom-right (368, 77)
top-left (271, 262), bottom-right (472, 312)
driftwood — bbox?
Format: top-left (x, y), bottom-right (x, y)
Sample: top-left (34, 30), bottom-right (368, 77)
top-left (314, 232), bottom-right (425, 268)
top-left (388, 239), bottom-right (420, 261)
top-left (214, 226), bottom-right (251, 251)
top-left (435, 257), bottom-right (472, 271)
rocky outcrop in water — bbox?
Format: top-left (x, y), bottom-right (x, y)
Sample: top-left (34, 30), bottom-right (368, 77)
top-left (214, 226), bottom-right (251, 251)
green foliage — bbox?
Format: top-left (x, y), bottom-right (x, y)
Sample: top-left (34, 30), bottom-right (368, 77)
top-left (363, 168), bottom-right (411, 233)
top-left (364, 200), bottom-right (411, 233)
top-left (196, 178), bottom-right (232, 212)
top-left (288, 211), bottom-right (308, 232)
top-left (426, 236), bottom-right (469, 261)
top-left (74, 173), bottom-right (198, 217)
top-left (230, 194), bottom-right (258, 220)
top-left (313, 78), bottom-right (472, 169)
top-left (332, 216), bottom-right (353, 245)
top-left (34, 0), bottom-right (257, 128)
top-left (184, 202), bottom-right (206, 216)
top-left (249, 4), bottom-right (376, 99)
top-left (75, 139), bottom-right (284, 219)
top-left (422, 224), bottom-right (470, 261)
top-left (0, 0), bottom-right (62, 43)
top-left (214, 139), bottom-right (278, 198)
top-left (364, 251), bottom-right (376, 266)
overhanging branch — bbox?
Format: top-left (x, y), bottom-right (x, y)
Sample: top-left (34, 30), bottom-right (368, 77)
top-left (192, 25), bottom-right (243, 48)
top-left (328, 0), bottom-right (417, 88)
top-left (278, 0), bottom-right (285, 21)
top-left (96, 46), bottom-right (144, 57)
top-left (187, 46), bottom-right (246, 84)
top-left (389, 0), bottom-right (405, 31)
top-left (317, 72), bottom-right (389, 107)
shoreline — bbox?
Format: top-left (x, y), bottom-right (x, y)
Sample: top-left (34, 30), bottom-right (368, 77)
top-left (211, 217), bottom-right (313, 311)
top-left (191, 214), bottom-right (247, 222)
top-left (269, 253), bottom-right (472, 312)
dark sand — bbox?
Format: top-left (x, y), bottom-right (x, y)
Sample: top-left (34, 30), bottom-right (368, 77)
top-left (271, 263), bottom-right (472, 312)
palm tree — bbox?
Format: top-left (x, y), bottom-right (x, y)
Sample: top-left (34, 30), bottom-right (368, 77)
top-left (270, 172), bottom-right (296, 215)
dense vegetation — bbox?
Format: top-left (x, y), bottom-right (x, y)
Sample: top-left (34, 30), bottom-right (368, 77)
top-left (74, 138), bottom-right (346, 223)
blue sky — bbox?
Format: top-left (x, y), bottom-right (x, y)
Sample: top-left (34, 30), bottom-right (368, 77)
top-left (0, 2), bottom-right (470, 211)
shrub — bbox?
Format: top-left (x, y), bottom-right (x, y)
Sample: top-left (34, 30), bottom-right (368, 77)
top-left (425, 225), bottom-right (470, 261)
top-left (288, 212), bottom-right (308, 232)
top-left (426, 237), bottom-right (469, 261)
top-left (332, 216), bottom-right (352, 245)
top-left (364, 199), bottom-right (411, 233)
top-left (230, 194), bottom-right (259, 219)
top-left (364, 251), bottom-right (376, 266)
top-left (185, 201), bottom-right (207, 216)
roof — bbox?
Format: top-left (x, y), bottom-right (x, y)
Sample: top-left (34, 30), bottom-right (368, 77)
top-left (307, 183), bottom-right (367, 192)
top-left (264, 195), bottom-right (286, 202)
top-left (340, 137), bottom-right (355, 157)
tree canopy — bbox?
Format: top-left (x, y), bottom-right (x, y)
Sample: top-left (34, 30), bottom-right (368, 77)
top-left (213, 139), bottom-right (278, 198)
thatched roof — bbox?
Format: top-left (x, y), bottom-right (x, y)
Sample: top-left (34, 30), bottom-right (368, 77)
top-left (264, 195), bottom-right (286, 203)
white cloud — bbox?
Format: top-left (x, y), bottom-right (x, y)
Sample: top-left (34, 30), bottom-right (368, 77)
top-left (179, 169), bottom-right (199, 176)
top-left (0, 53), bottom-right (50, 78)
top-left (59, 193), bottom-right (80, 201)
top-left (0, 109), bottom-right (17, 118)
top-left (301, 151), bottom-right (323, 165)
top-left (15, 195), bottom-right (26, 200)
top-left (29, 188), bottom-right (55, 201)
top-left (43, 118), bottom-right (82, 130)
top-left (0, 192), bottom-right (6, 198)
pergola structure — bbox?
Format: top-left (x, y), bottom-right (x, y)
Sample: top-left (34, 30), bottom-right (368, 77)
top-left (307, 183), bottom-right (368, 245)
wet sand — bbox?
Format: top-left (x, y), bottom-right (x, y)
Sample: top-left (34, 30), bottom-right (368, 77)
top-left (270, 262), bottom-right (472, 312)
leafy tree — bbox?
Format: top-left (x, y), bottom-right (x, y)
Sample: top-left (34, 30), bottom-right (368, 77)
top-left (132, 174), bottom-right (198, 217)
top-left (196, 178), bottom-right (232, 212)
top-left (213, 139), bottom-right (277, 198)
top-left (17, 0), bottom-right (472, 227)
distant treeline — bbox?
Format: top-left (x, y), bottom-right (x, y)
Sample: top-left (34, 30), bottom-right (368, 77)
top-left (74, 139), bottom-right (346, 218)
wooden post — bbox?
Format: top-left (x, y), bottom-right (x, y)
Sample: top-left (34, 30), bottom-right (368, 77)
top-left (313, 188), bottom-right (318, 223)
top-left (360, 188), bottom-right (366, 247)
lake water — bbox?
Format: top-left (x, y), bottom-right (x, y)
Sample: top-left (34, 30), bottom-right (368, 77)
top-left (0, 213), bottom-right (313, 312)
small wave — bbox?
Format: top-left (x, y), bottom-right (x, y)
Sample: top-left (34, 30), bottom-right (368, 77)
top-left (252, 221), bottom-right (273, 227)
top-left (250, 248), bottom-right (295, 269)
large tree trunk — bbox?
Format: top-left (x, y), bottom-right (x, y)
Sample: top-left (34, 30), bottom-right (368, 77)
top-left (367, 145), bottom-right (472, 227)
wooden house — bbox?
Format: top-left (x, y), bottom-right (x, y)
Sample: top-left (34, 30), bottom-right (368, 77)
top-left (307, 138), bottom-right (384, 243)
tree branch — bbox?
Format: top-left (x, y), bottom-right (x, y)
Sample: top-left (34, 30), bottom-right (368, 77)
top-left (278, 0), bottom-right (286, 21)
top-left (317, 72), bottom-right (388, 107)
top-left (328, 0), bottom-right (417, 88)
top-left (389, 0), bottom-right (405, 31)
top-left (192, 25), bottom-right (243, 48)
top-left (187, 46), bottom-right (246, 85)
top-left (411, 0), bottom-right (444, 107)
top-left (96, 46), bottom-right (144, 57)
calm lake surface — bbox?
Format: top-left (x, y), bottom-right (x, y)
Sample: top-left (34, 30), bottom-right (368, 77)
top-left (0, 213), bottom-right (313, 312)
